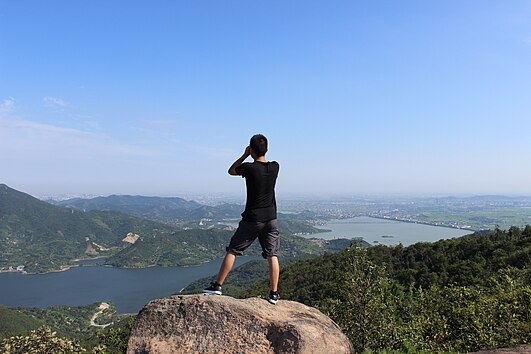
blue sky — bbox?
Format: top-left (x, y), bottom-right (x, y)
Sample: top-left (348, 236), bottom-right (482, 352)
top-left (1, 1), bottom-right (530, 197)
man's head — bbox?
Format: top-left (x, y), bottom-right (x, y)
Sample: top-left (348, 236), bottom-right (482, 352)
top-left (250, 134), bottom-right (268, 157)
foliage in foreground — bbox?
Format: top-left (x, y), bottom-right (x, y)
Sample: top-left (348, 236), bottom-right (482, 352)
top-left (0, 326), bottom-right (104, 354)
top-left (1, 318), bottom-right (134, 354)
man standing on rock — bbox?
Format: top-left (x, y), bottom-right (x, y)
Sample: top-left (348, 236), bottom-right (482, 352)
top-left (204, 134), bottom-right (280, 304)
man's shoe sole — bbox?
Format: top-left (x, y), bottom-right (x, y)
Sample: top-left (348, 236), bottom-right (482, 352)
top-left (267, 298), bottom-right (278, 304)
top-left (203, 290), bottom-right (222, 295)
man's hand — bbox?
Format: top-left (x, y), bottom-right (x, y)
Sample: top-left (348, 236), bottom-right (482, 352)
top-left (228, 146), bottom-right (251, 176)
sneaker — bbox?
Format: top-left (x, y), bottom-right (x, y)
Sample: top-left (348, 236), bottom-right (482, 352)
top-left (203, 282), bottom-right (222, 295)
top-left (268, 291), bottom-right (280, 304)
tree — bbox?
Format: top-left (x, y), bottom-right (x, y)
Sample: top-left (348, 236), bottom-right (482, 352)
top-left (1, 326), bottom-right (95, 354)
top-left (319, 249), bottom-right (400, 353)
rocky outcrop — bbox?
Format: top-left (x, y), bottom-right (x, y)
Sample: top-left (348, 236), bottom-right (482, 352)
top-left (122, 232), bottom-right (140, 245)
top-left (127, 294), bottom-right (353, 354)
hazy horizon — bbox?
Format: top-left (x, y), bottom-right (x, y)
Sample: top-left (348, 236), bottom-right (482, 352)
top-left (2, 2), bottom-right (531, 196)
top-left (3, 182), bottom-right (529, 203)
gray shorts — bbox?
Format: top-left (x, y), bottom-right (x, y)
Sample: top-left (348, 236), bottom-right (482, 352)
top-left (226, 219), bottom-right (280, 258)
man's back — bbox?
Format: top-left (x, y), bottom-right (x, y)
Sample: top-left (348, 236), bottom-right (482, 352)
top-left (236, 161), bottom-right (279, 222)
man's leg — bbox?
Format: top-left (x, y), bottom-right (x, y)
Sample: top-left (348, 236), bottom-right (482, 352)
top-left (257, 219), bottom-right (280, 303)
top-left (203, 251), bottom-right (236, 294)
top-left (218, 221), bottom-right (260, 284)
top-left (216, 251), bottom-right (237, 285)
top-left (204, 221), bottom-right (258, 295)
top-left (267, 256), bottom-right (279, 292)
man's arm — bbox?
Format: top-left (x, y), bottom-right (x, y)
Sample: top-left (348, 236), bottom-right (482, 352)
top-left (228, 146), bottom-right (250, 176)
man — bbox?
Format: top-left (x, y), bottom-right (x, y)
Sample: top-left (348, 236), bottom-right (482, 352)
top-left (203, 134), bottom-right (280, 304)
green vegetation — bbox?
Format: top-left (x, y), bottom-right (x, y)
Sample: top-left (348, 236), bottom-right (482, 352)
top-left (181, 257), bottom-right (306, 297)
top-left (1, 320), bottom-right (134, 354)
top-left (81, 317), bottom-right (135, 354)
top-left (277, 219), bottom-right (330, 235)
top-left (106, 226), bottom-right (365, 268)
top-left (0, 184), bottom-right (178, 273)
top-left (0, 302), bottom-right (133, 353)
top-left (181, 238), bottom-right (369, 296)
top-left (1, 326), bottom-right (92, 354)
top-left (54, 195), bottom-right (248, 223)
top-left (105, 228), bottom-right (230, 267)
top-left (0, 306), bottom-right (44, 340)
top-left (54, 194), bottom-right (200, 218)
top-left (242, 226), bottom-right (531, 353)
top-left (0, 302), bottom-right (129, 340)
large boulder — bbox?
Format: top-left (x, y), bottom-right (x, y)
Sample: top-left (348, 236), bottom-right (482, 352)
top-left (127, 294), bottom-right (353, 354)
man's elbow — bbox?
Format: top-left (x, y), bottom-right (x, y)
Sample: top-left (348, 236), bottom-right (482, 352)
top-left (228, 168), bottom-right (238, 176)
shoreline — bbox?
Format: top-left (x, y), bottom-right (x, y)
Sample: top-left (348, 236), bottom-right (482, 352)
top-left (2, 254), bottom-right (259, 276)
top-left (1, 256), bottom-right (110, 276)
top-left (312, 215), bottom-right (477, 232)
top-left (367, 215), bottom-right (477, 231)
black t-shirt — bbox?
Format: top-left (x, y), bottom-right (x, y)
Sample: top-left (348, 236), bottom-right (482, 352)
top-left (235, 161), bottom-right (279, 222)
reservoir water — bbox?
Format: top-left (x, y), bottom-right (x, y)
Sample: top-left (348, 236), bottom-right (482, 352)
top-left (0, 256), bottom-right (257, 314)
top-left (311, 216), bottom-right (471, 246)
top-left (0, 217), bottom-right (471, 313)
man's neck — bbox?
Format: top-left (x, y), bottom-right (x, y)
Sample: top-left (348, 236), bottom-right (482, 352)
top-left (253, 156), bottom-right (267, 163)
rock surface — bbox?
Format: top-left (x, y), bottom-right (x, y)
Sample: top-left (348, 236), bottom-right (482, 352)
top-left (469, 345), bottom-right (531, 354)
top-left (127, 294), bottom-right (353, 354)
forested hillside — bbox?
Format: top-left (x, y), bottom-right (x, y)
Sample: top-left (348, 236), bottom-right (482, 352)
top-left (0, 184), bottom-right (178, 273)
top-left (244, 226), bottom-right (531, 353)
top-left (106, 228), bottom-right (364, 268)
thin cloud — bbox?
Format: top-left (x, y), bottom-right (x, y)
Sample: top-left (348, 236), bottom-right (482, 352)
top-left (0, 97), bottom-right (15, 113)
top-left (0, 116), bottom-right (154, 159)
top-left (43, 96), bottom-right (69, 107)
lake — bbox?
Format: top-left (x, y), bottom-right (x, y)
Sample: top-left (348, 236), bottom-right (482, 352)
top-left (0, 256), bottom-right (257, 314)
top-left (311, 216), bottom-right (471, 246)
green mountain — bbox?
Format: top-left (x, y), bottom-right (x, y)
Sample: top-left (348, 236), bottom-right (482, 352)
top-left (0, 184), bottom-right (177, 273)
top-left (52, 195), bottom-right (244, 222)
top-left (53, 195), bottom-right (201, 221)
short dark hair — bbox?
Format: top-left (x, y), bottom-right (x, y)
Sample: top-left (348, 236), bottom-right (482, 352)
top-left (250, 134), bottom-right (268, 157)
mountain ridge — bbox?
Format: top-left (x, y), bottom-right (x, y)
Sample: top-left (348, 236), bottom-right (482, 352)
top-left (51, 194), bottom-right (245, 222)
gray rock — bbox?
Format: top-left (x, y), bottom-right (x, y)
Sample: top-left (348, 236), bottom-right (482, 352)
top-left (127, 294), bottom-right (353, 354)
